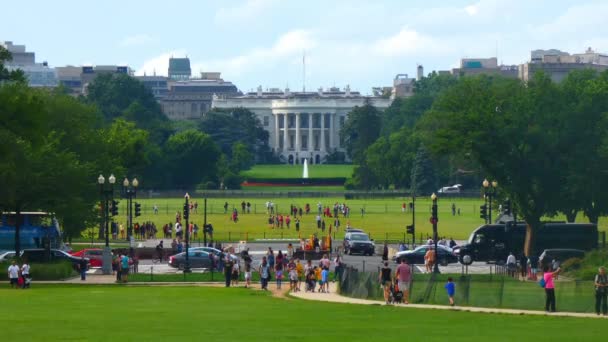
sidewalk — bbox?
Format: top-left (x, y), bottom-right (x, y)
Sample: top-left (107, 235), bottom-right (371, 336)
top-left (290, 282), bottom-right (608, 319)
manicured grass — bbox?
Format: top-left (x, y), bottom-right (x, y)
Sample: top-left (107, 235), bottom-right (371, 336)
top-left (0, 286), bottom-right (604, 341)
top-left (241, 164), bottom-right (354, 179)
top-left (94, 197), bottom-right (608, 243)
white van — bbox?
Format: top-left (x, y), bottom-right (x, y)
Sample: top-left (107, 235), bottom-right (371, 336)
top-left (437, 184), bottom-right (462, 194)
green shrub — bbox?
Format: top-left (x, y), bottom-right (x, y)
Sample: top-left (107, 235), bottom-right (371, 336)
top-left (29, 261), bottom-right (76, 280)
top-left (561, 257), bottom-right (583, 271)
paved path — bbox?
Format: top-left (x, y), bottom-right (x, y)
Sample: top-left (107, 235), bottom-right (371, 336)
top-left (290, 282), bottom-right (608, 319)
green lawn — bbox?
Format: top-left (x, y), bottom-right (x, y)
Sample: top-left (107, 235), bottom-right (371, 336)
top-left (241, 164), bottom-right (354, 179)
top-left (94, 197), bottom-right (608, 243)
top-left (0, 286), bottom-right (604, 341)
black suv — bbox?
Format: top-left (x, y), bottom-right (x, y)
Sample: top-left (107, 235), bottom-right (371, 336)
top-left (21, 249), bottom-right (89, 270)
top-left (343, 232), bottom-right (375, 255)
top-left (538, 249), bottom-right (585, 269)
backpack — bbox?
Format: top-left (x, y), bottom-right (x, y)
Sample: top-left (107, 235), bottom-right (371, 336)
top-left (539, 277), bottom-right (546, 288)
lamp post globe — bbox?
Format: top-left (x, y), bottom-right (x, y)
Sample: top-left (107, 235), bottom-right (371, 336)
top-left (132, 178), bottom-right (139, 188)
top-left (123, 178), bottom-right (129, 187)
top-left (492, 180), bottom-right (498, 188)
top-left (109, 174), bottom-right (116, 184)
top-left (482, 179), bottom-right (489, 188)
top-left (98, 174), bottom-right (105, 184)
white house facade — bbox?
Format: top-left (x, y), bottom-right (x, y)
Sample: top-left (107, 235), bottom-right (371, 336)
top-left (212, 86), bottom-right (391, 164)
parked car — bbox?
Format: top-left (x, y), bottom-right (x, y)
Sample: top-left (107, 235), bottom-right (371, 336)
top-left (20, 249), bottom-right (89, 270)
top-left (538, 249), bottom-right (585, 269)
top-left (393, 245), bottom-right (458, 266)
top-left (189, 247), bottom-right (238, 262)
top-left (344, 228), bottom-right (364, 233)
top-left (71, 248), bottom-right (103, 268)
top-left (0, 251), bottom-right (16, 262)
top-left (343, 232), bottom-right (375, 255)
top-left (169, 250), bottom-right (213, 269)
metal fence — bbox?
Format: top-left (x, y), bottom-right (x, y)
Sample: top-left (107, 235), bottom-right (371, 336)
top-left (338, 266), bottom-right (599, 313)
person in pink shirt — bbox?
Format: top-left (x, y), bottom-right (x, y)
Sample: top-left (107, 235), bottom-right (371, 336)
top-left (543, 265), bottom-right (561, 312)
top-left (395, 259), bottom-right (412, 304)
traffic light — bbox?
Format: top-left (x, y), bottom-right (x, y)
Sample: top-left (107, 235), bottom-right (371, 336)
top-left (111, 200), bottom-right (119, 216)
top-left (134, 202), bottom-right (141, 217)
top-left (503, 199), bottom-right (511, 215)
top-left (183, 203), bottom-right (189, 220)
top-left (479, 204), bottom-right (487, 220)
top-left (406, 224), bottom-right (415, 235)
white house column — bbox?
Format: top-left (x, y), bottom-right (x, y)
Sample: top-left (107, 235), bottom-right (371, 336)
top-left (328, 113), bottom-right (334, 149)
top-left (320, 113), bottom-right (326, 152)
top-left (308, 113), bottom-right (313, 154)
top-left (274, 113), bottom-right (280, 150)
top-left (282, 113), bottom-right (288, 152)
top-left (295, 112), bottom-right (301, 154)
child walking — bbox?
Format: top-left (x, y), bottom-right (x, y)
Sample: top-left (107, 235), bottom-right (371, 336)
top-left (445, 277), bottom-right (455, 306)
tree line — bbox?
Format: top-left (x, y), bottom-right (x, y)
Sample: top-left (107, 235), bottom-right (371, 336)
top-left (341, 70), bottom-right (608, 254)
top-left (0, 47), bottom-right (268, 244)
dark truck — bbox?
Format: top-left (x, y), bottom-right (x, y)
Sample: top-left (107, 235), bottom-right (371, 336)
top-left (457, 222), bottom-right (598, 265)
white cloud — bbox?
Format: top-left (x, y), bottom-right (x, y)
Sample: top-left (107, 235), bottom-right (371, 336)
top-left (119, 34), bottom-right (154, 47)
top-left (190, 30), bottom-right (316, 76)
top-left (214, 0), bottom-right (278, 23)
top-left (464, 4), bottom-right (479, 16)
top-left (135, 50), bottom-right (187, 76)
top-left (372, 28), bottom-right (443, 57)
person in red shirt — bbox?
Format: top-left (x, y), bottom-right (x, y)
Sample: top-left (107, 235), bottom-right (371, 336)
top-left (395, 259), bottom-right (412, 304)
top-left (286, 215), bottom-right (291, 229)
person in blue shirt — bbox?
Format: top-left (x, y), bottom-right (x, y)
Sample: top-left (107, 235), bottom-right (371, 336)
top-left (321, 267), bottom-right (330, 293)
top-left (445, 277), bottom-right (455, 306)
top-left (121, 255), bottom-right (130, 283)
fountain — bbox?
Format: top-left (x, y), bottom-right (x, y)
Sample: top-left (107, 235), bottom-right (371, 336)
top-left (303, 158), bottom-right (309, 179)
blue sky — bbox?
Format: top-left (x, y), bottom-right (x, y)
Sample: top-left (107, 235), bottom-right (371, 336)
top-left (3, 0), bottom-right (608, 94)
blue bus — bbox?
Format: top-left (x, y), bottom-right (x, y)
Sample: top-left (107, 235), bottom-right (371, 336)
top-left (0, 212), bottom-right (62, 252)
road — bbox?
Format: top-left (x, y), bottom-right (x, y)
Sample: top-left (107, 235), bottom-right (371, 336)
top-left (132, 239), bottom-right (495, 275)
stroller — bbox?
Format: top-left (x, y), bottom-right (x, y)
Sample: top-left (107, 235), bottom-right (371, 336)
top-left (389, 283), bottom-right (403, 304)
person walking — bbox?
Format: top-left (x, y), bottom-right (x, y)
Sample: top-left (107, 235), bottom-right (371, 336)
top-left (78, 256), bottom-right (88, 281)
top-left (445, 277), bottom-right (455, 306)
top-left (382, 243), bottom-right (389, 262)
top-left (594, 266), bottom-right (608, 316)
top-left (395, 258), bottom-right (412, 304)
top-left (506, 252), bottom-right (517, 278)
top-left (8, 260), bottom-right (20, 289)
top-left (224, 255), bottom-right (234, 287)
top-left (121, 254), bottom-right (130, 283)
top-left (542, 265), bottom-right (561, 312)
top-left (156, 240), bottom-right (164, 262)
top-left (333, 255), bottom-right (342, 282)
top-left (21, 260), bottom-right (30, 288)
top-left (379, 261), bottom-right (392, 304)
top-left (259, 257), bottom-right (270, 290)
top-left (267, 248), bottom-right (275, 271)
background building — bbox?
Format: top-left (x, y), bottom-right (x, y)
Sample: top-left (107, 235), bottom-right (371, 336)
top-left (519, 47), bottom-right (608, 83)
top-left (168, 57), bottom-right (191, 81)
top-left (159, 72), bottom-right (239, 120)
top-left (2, 41), bottom-right (57, 87)
top-left (451, 57), bottom-right (518, 78)
top-left (212, 86), bottom-right (391, 164)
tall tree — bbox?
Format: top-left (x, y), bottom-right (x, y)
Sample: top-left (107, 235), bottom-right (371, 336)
top-left (199, 107), bottom-right (270, 163)
top-left (410, 144), bottom-right (436, 196)
top-left (340, 100), bottom-right (382, 163)
top-left (163, 129), bottom-right (221, 189)
top-left (421, 74), bottom-right (565, 256)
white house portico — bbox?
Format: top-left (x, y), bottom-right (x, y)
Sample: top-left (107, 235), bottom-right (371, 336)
top-left (212, 86), bottom-right (391, 164)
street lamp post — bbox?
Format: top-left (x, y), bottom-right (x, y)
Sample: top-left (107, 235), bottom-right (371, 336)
top-left (482, 179), bottom-right (498, 224)
top-left (183, 193), bottom-right (191, 273)
top-left (122, 177), bottom-right (138, 256)
top-left (431, 193), bottom-right (440, 274)
top-left (98, 174), bottom-right (116, 275)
